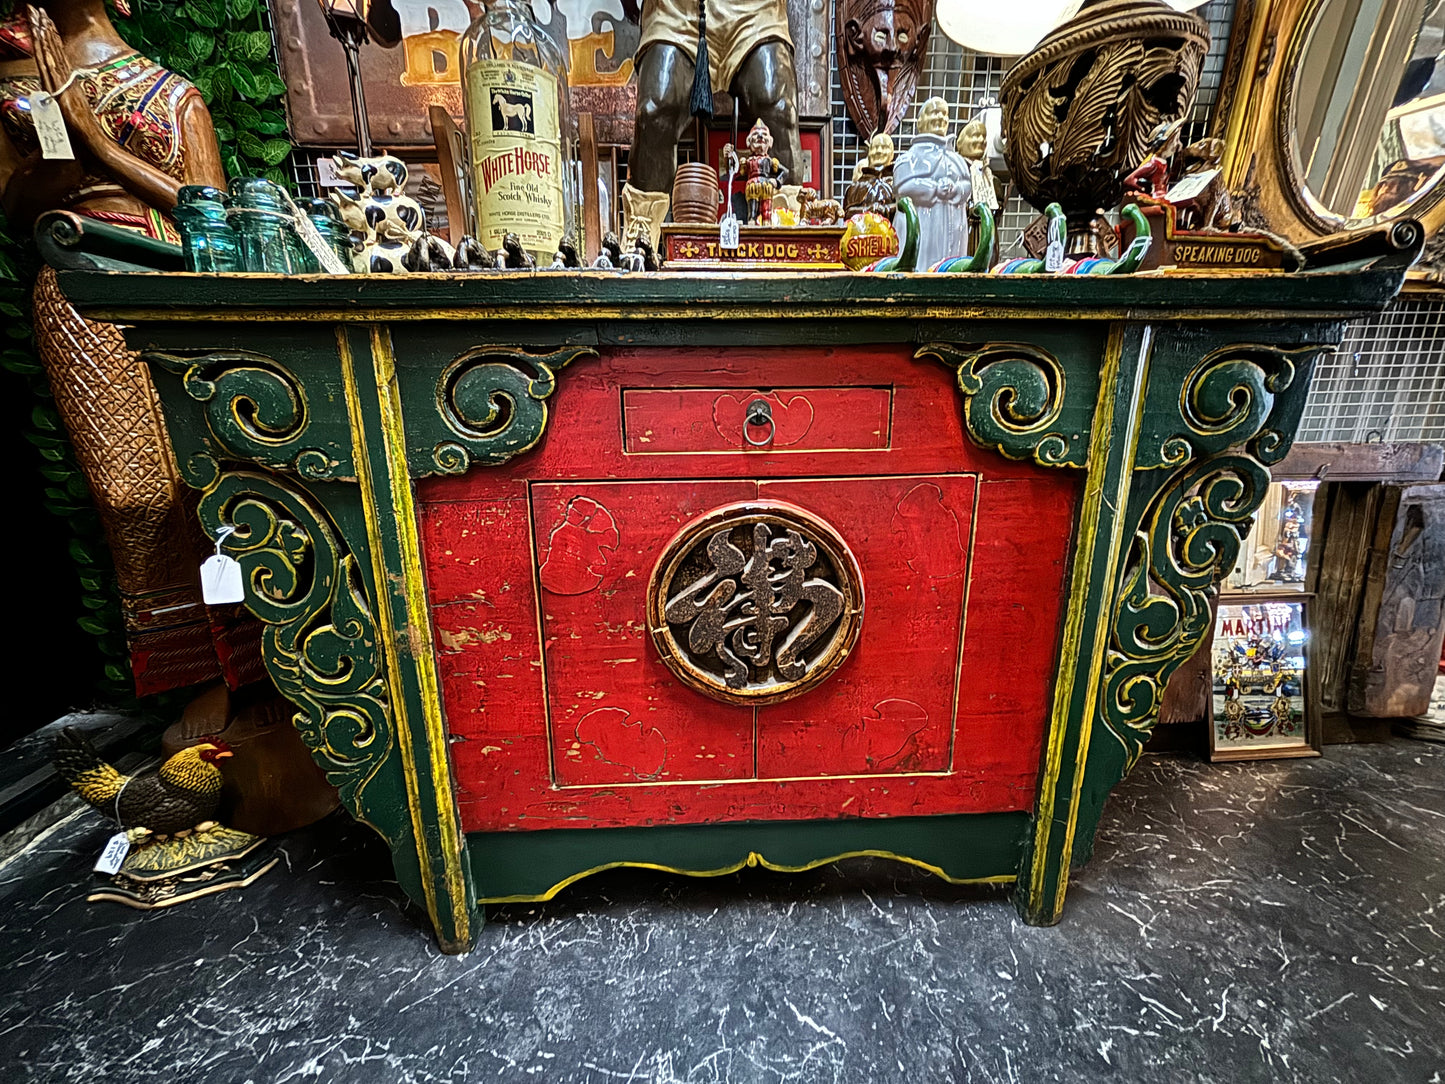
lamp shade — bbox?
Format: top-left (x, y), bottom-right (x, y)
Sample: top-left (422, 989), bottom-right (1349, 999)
top-left (937, 0), bottom-right (1210, 55)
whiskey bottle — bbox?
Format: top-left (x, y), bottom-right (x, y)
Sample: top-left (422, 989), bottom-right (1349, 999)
top-left (460, 0), bottom-right (580, 264)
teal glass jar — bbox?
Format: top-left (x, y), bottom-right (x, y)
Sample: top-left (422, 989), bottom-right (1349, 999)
top-left (174, 185), bottom-right (240, 272)
top-left (227, 177), bottom-right (318, 273)
top-left (302, 198), bottom-right (357, 273)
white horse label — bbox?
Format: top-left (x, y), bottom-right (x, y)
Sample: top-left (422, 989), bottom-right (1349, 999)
top-left (466, 60), bottom-right (565, 257)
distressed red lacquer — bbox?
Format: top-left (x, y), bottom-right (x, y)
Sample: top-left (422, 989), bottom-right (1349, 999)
top-left (418, 346), bottom-right (1081, 832)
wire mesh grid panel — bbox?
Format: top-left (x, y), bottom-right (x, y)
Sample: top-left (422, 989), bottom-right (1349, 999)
top-left (826, 0), bottom-right (1237, 254)
top-left (1299, 299), bottom-right (1445, 443)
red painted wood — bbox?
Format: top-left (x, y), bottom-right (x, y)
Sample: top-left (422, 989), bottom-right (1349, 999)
top-left (622, 387), bottom-right (892, 453)
top-left (418, 346), bottom-right (1081, 832)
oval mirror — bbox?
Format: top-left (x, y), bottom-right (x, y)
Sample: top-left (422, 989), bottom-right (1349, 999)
top-left (1289, 0), bottom-right (1445, 227)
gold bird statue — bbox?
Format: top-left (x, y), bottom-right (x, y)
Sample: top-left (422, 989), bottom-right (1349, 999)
top-left (54, 728), bottom-right (233, 838)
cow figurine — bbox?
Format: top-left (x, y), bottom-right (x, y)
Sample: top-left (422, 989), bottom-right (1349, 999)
top-left (800, 187), bottom-right (844, 226)
top-left (361, 219), bottom-right (415, 274)
top-left (332, 150), bottom-right (408, 195)
top-left (329, 153), bottom-right (426, 274)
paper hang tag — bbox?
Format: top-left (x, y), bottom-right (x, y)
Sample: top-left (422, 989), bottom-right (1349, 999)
top-left (31, 92), bottom-right (74, 161)
top-left (719, 216), bottom-right (740, 251)
top-left (95, 832), bottom-right (130, 875)
top-left (1044, 238), bottom-right (1065, 273)
top-left (200, 553), bottom-right (245, 605)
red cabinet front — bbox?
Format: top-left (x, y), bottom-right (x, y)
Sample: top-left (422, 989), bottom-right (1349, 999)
top-left (418, 347), bottom-right (1081, 832)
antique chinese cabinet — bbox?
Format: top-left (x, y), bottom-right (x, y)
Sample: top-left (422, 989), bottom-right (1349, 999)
top-left (60, 229), bottom-right (1417, 952)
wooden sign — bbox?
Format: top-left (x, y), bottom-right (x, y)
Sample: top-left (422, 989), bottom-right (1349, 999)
top-left (660, 224), bottom-right (848, 270)
top-left (1120, 201), bottom-right (1288, 272)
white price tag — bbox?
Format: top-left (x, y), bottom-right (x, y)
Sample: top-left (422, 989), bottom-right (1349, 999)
top-left (31, 92), bottom-right (74, 161)
top-left (315, 156), bottom-right (344, 188)
top-left (719, 216), bottom-right (740, 251)
top-left (200, 554), bottom-right (245, 604)
top-left (1044, 212), bottom-right (1065, 273)
top-left (95, 832), bottom-right (130, 875)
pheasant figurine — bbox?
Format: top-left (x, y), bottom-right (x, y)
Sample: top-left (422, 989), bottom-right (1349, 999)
top-left (54, 728), bottom-right (232, 839)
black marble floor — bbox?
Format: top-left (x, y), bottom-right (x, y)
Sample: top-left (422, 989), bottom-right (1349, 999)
top-left (2, 741), bottom-right (1442, 1083)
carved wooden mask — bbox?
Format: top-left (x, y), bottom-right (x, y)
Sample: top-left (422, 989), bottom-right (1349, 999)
top-left (837, 0), bottom-right (933, 139)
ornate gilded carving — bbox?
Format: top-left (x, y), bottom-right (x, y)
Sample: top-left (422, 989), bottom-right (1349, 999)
top-left (1099, 342), bottom-right (1321, 767)
top-left (145, 350), bottom-right (354, 483)
top-left (999, 0), bottom-right (1208, 245)
top-left (197, 473), bottom-right (399, 835)
top-left (1102, 452), bottom-right (1268, 765)
top-left (917, 341), bottom-right (1085, 468)
top-left (1142, 343), bottom-right (1330, 469)
top-left (423, 345), bottom-right (597, 475)
top-left (649, 502), bottom-right (864, 704)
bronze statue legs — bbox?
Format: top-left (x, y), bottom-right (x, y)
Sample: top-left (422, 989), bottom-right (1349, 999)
top-left (630, 41), bottom-right (803, 195)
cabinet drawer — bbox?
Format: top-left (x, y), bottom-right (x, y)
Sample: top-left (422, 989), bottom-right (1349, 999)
top-left (622, 387), bottom-right (892, 454)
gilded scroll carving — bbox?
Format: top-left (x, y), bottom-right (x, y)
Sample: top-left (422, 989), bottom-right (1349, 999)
top-left (1101, 453), bottom-right (1268, 765)
top-left (1100, 342), bottom-right (1319, 766)
top-left (427, 345), bottom-right (597, 475)
top-left (1145, 343), bottom-right (1330, 469)
top-left (145, 350), bottom-right (354, 483)
top-left (197, 472), bottom-right (401, 843)
top-left (917, 341), bottom-right (1084, 468)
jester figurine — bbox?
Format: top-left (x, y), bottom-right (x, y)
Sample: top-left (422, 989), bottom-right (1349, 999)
top-left (739, 118), bottom-right (788, 225)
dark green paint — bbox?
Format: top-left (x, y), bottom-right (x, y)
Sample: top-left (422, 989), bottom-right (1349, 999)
top-left (469, 813), bottom-right (1028, 901)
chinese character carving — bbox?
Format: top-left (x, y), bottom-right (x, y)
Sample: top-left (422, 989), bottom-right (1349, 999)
top-left (649, 503), bottom-right (863, 705)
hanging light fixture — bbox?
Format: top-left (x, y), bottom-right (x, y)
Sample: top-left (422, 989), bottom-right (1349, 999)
top-left (316, 0), bottom-right (402, 156)
top-left (936, 0), bottom-right (1209, 56)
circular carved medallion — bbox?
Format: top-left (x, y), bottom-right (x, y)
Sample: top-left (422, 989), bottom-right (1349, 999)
top-left (648, 501), bottom-right (864, 705)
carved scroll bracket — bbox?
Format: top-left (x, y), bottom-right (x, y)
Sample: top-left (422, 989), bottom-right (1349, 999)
top-left (145, 350), bottom-right (355, 486)
top-left (918, 341), bottom-right (1089, 468)
top-left (1098, 340), bottom-right (1323, 770)
top-left (415, 345), bottom-right (597, 476)
top-left (195, 471), bottom-right (417, 892)
top-left (1140, 342), bottom-right (1335, 470)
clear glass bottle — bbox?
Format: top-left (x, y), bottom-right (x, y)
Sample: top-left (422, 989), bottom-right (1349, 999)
top-left (227, 177), bottom-right (317, 274)
top-left (460, 0), bottom-right (581, 263)
top-left (302, 197), bottom-right (358, 272)
top-left (174, 185), bottom-right (240, 272)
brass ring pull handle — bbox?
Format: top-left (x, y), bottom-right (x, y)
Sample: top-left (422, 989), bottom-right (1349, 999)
top-left (744, 398), bottom-right (774, 446)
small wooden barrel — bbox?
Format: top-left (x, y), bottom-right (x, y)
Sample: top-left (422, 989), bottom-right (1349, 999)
top-left (672, 163), bottom-right (721, 224)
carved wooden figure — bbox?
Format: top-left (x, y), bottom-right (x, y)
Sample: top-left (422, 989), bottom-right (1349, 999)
top-left (844, 132), bottom-right (896, 218)
top-left (0, 1), bottom-right (257, 695)
top-left (837, 0), bottom-right (932, 138)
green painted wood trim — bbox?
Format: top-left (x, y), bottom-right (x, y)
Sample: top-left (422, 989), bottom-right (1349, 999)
top-left (1015, 323), bottom-right (1153, 926)
top-left (55, 256), bottom-right (1418, 321)
top-left (337, 325), bottom-right (479, 952)
top-left (467, 813), bottom-right (1028, 902)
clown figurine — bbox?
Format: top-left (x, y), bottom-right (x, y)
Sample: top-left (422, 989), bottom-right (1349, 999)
top-left (741, 119), bottom-right (789, 225)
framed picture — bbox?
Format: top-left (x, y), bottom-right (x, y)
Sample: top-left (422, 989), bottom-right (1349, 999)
top-left (1208, 596), bottom-right (1322, 761)
top-left (1226, 479), bottom-right (1319, 592)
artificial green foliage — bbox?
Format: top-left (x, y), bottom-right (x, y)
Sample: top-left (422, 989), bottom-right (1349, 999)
top-left (115, 0), bottom-right (297, 187)
top-left (0, 212), bottom-right (132, 699)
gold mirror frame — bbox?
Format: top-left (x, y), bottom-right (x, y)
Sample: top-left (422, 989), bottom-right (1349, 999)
top-left (1217, 0), bottom-right (1445, 244)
